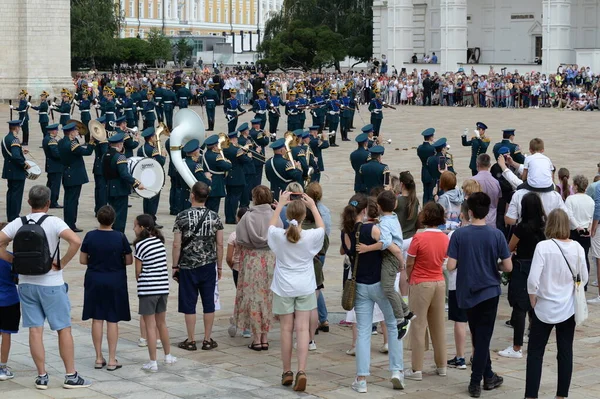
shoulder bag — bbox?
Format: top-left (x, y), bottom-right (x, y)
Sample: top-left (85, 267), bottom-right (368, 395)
top-left (341, 223), bottom-right (362, 311)
top-left (552, 239), bottom-right (588, 326)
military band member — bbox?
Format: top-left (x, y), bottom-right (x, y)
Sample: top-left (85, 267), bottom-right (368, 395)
top-left (154, 81), bottom-right (165, 123)
top-left (291, 129), bottom-right (308, 179)
top-left (138, 83), bottom-right (148, 125)
top-left (115, 116), bottom-right (139, 158)
top-left (237, 123), bottom-right (257, 208)
top-left (223, 130), bottom-right (252, 224)
top-left (368, 88), bottom-right (384, 136)
top-left (11, 90), bottom-right (31, 146)
top-left (310, 86), bottom-right (327, 130)
top-left (297, 88), bottom-right (309, 129)
top-left (181, 139), bottom-right (212, 210)
top-left (76, 91), bottom-right (93, 130)
top-left (31, 91), bottom-right (50, 138)
top-left (325, 90), bottom-right (341, 147)
top-left (2, 121), bottom-right (29, 221)
top-left (92, 116), bottom-right (109, 214)
top-left (130, 86), bottom-right (141, 128)
top-left (417, 128), bottom-right (436, 204)
top-left (301, 131), bottom-right (318, 183)
top-left (249, 118), bottom-right (269, 188)
top-left (426, 137), bottom-right (449, 197)
top-left (162, 84), bottom-right (177, 131)
top-left (492, 128), bottom-right (525, 164)
top-left (142, 90), bottom-right (156, 130)
top-left (42, 123), bottom-right (64, 209)
top-left (339, 88), bottom-right (355, 141)
top-left (176, 82), bottom-right (192, 109)
top-left (361, 124), bottom-right (377, 148)
top-left (104, 132), bottom-right (143, 233)
top-left (252, 89), bottom-right (268, 130)
top-left (308, 125), bottom-right (329, 182)
top-left (224, 89), bottom-right (245, 133)
top-left (201, 83), bottom-right (219, 131)
top-left (165, 136), bottom-right (181, 215)
top-left (137, 127), bottom-right (166, 227)
top-left (58, 122), bottom-right (95, 232)
top-left (462, 121), bottom-right (490, 176)
top-left (268, 85), bottom-right (283, 136)
top-left (202, 134), bottom-right (233, 213)
top-left (123, 87), bottom-right (137, 128)
top-left (350, 133), bottom-right (370, 193)
top-left (360, 145), bottom-right (390, 195)
top-left (264, 138), bottom-right (303, 201)
top-left (99, 88), bottom-right (118, 130)
top-left (284, 90), bottom-right (301, 132)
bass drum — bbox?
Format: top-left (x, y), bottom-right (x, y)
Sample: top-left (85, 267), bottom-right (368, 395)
top-left (127, 156), bottom-right (165, 199)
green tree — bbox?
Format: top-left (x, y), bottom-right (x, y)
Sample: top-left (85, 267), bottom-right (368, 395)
top-left (116, 38), bottom-right (153, 64)
top-left (175, 38), bottom-right (193, 66)
top-left (147, 28), bottom-right (172, 67)
top-left (71, 0), bottom-right (123, 68)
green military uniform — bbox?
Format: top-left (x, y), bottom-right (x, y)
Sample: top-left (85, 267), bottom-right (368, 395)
top-left (142, 96), bottom-right (156, 130)
top-left (42, 124), bottom-right (64, 208)
top-left (267, 91), bottom-right (283, 134)
top-left (201, 86), bottom-right (219, 131)
top-left (165, 137), bottom-right (182, 215)
top-left (180, 140), bottom-right (212, 211)
top-left (237, 124), bottom-right (256, 208)
top-left (265, 151), bottom-right (303, 202)
top-left (462, 122), bottom-right (490, 176)
top-left (223, 136), bottom-right (252, 224)
top-left (2, 123), bottom-right (27, 221)
top-left (16, 97), bottom-right (30, 145)
top-left (426, 137), bottom-right (449, 197)
top-left (492, 129), bottom-right (525, 164)
top-left (100, 97), bottom-right (117, 130)
top-left (137, 132), bottom-right (166, 223)
top-left (339, 92), bottom-right (355, 141)
top-left (58, 123), bottom-right (95, 230)
top-left (310, 89), bottom-right (327, 131)
top-left (55, 100), bottom-right (71, 127)
top-left (325, 94), bottom-right (341, 146)
top-left (417, 128), bottom-right (436, 204)
top-left (202, 136), bottom-right (233, 213)
top-left (359, 146), bottom-right (390, 195)
top-left (31, 93), bottom-right (50, 137)
top-left (350, 134), bottom-right (370, 193)
top-left (368, 93), bottom-right (384, 136)
top-left (291, 138), bottom-right (308, 180)
top-left (308, 126), bottom-right (329, 182)
top-left (122, 129), bottom-right (139, 158)
top-left (154, 85), bottom-right (164, 123)
top-left (249, 120), bottom-right (269, 188)
top-left (176, 85), bottom-right (192, 108)
top-left (161, 87), bottom-right (177, 131)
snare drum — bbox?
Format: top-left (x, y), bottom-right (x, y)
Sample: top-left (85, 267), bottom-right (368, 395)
top-left (25, 160), bottom-right (42, 180)
top-left (127, 157), bottom-right (165, 199)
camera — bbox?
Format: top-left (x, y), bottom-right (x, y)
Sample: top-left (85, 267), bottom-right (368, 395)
top-left (290, 193), bottom-right (303, 201)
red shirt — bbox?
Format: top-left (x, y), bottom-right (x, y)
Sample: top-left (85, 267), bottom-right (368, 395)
top-left (407, 229), bottom-right (449, 284)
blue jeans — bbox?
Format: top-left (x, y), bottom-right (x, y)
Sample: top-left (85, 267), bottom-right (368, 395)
top-left (355, 282), bottom-right (403, 376)
top-left (317, 255), bottom-right (328, 323)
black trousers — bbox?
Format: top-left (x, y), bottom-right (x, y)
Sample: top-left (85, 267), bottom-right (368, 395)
top-left (466, 295), bottom-right (499, 386)
top-left (6, 179), bottom-right (25, 222)
top-left (510, 307), bottom-right (533, 347)
top-left (47, 172), bottom-right (62, 208)
top-left (525, 312), bottom-right (575, 398)
top-left (570, 230), bottom-right (591, 290)
top-left (63, 185), bottom-right (82, 229)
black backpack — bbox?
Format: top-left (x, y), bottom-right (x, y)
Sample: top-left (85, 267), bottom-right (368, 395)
top-left (12, 215), bottom-right (60, 275)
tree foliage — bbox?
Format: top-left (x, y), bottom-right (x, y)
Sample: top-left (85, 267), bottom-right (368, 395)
top-left (175, 39), bottom-right (193, 65)
top-left (71, 0), bottom-right (123, 68)
top-left (147, 28), bottom-right (172, 66)
top-left (259, 0), bottom-right (373, 70)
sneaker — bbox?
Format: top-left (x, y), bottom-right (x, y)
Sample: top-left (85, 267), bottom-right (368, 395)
top-left (308, 341), bottom-right (317, 351)
top-left (436, 367), bottom-right (447, 376)
top-left (390, 370), bottom-right (404, 389)
top-left (404, 369), bottom-right (422, 381)
top-left (35, 374), bottom-right (49, 390)
top-left (505, 320), bottom-right (513, 328)
top-left (138, 338), bottom-right (148, 347)
top-left (242, 329), bottom-right (252, 338)
top-left (351, 378), bottom-right (367, 393)
top-left (447, 357), bottom-right (467, 369)
top-left (63, 372), bottom-right (92, 389)
top-left (164, 354), bottom-right (177, 365)
top-left (346, 347), bottom-right (356, 356)
top-left (228, 316), bottom-right (237, 337)
top-left (483, 373), bottom-right (504, 390)
top-left (587, 296), bottom-right (600, 304)
top-left (498, 345), bottom-right (523, 359)
top-left (404, 311), bottom-right (417, 321)
top-left (468, 383), bottom-right (481, 398)
top-left (371, 325), bottom-right (378, 335)
top-left (397, 318), bottom-right (411, 340)
top-left (591, 280), bottom-right (598, 287)
top-left (156, 340), bottom-right (163, 349)
top-left (142, 361), bottom-right (158, 373)
top-left (379, 343), bottom-right (389, 353)
top-left (0, 366), bottom-right (14, 381)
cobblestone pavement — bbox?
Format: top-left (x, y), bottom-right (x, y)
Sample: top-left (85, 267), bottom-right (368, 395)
top-left (1, 104), bottom-right (600, 398)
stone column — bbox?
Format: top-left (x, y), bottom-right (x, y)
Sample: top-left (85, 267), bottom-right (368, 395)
top-left (386, 0), bottom-right (414, 68)
top-left (542, 0), bottom-right (573, 75)
top-left (372, 0), bottom-right (388, 62)
top-left (440, 0), bottom-right (467, 73)
top-left (0, 0), bottom-right (72, 100)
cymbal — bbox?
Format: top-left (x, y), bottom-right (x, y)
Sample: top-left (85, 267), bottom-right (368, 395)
top-left (66, 119), bottom-right (88, 136)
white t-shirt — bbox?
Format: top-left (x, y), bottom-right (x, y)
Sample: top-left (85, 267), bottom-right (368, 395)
top-left (565, 193), bottom-right (595, 230)
top-left (506, 189), bottom-right (567, 223)
top-left (267, 225), bottom-right (325, 297)
top-left (2, 213), bottom-right (69, 286)
top-left (523, 152), bottom-right (554, 189)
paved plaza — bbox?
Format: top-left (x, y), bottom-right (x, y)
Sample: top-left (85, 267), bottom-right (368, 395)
top-left (1, 104), bottom-right (600, 398)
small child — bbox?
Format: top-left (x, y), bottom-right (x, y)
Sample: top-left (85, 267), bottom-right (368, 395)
top-left (0, 223), bottom-right (19, 381)
top-left (227, 207), bottom-right (249, 338)
top-left (358, 191), bottom-right (415, 340)
top-left (521, 138), bottom-right (555, 192)
top-left (134, 215), bottom-right (177, 372)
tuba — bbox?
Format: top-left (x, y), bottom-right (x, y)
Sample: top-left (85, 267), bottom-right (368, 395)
top-left (169, 109), bottom-right (206, 188)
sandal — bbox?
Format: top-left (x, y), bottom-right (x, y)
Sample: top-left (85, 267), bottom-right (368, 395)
top-left (94, 359), bottom-right (106, 369)
top-left (107, 360), bottom-right (122, 371)
top-left (281, 371), bottom-right (294, 386)
top-left (261, 342), bottom-right (269, 351)
top-left (248, 343), bottom-right (262, 351)
top-left (201, 338), bottom-right (218, 350)
top-left (293, 371), bottom-right (307, 392)
top-left (318, 321), bottom-right (330, 333)
top-left (178, 339), bottom-right (197, 351)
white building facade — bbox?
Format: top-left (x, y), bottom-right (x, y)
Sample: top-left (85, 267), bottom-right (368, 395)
top-left (373, 0), bottom-right (600, 75)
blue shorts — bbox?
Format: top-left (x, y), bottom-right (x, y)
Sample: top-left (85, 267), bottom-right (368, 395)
top-left (178, 264), bottom-right (216, 315)
top-left (18, 283), bottom-right (71, 331)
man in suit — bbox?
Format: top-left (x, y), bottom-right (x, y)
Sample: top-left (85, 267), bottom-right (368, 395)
top-left (2, 121), bottom-right (29, 221)
top-left (42, 123), bottom-right (64, 209)
top-left (350, 133), bottom-right (370, 194)
top-left (417, 127), bottom-right (436, 203)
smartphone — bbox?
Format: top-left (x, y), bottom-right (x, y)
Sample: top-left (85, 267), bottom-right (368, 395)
top-left (438, 156), bottom-right (446, 169)
top-left (290, 193), bottom-right (303, 200)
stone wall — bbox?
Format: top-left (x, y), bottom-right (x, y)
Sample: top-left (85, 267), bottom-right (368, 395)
top-left (0, 0), bottom-right (72, 101)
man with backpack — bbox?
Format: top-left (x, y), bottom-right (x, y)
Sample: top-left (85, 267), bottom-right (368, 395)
top-left (0, 185), bottom-right (91, 390)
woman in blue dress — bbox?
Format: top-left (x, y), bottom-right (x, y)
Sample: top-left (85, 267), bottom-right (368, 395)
top-left (81, 205), bottom-right (132, 371)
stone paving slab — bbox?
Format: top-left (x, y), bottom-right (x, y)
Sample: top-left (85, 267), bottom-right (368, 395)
top-left (0, 104), bottom-right (599, 398)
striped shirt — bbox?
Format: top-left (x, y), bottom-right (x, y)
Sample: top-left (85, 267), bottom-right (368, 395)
top-left (135, 236), bottom-right (169, 296)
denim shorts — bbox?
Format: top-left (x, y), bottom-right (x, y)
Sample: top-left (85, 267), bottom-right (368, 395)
top-left (178, 264), bottom-right (216, 315)
top-left (18, 283), bottom-right (71, 331)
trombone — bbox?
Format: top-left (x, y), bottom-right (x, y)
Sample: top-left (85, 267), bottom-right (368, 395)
top-left (239, 143), bottom-right (266, 163)
top-left (283, 132), bottom-right (297, 168)
top-left (155, 122), bottom-right (170, 156)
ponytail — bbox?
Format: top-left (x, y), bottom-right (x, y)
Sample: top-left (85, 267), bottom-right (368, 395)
top-left (400, 171), bottom-right (418, 220)
top-left (133, 214), bottom-right (165, 246)
top-left (341, 194), bottom-right (368, 234)
top-left (558, 167), bottom-right (570, 201)
top-left (285, 200), bottom-right (306, 244)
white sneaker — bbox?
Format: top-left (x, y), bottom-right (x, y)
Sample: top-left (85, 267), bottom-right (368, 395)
top-left (498, 345), bottom-right (523, 359)
top-left (390, 371), bottom-right (404, 389)
top-left (404, 369), bottom-right (422, 381)
top-left (228, 316), bottom-right (237, 337)
top-left (436, 367), bottom-right (447, 376)
top-left (164, 354), bottom-right (177, 364)
top-left (379, 343), bottom-right (388, 353)
top-left (142, 361), bottom-right (158, 373)
top-left (351, 378), bottom-right (367, 393)
top-left (138, 338), bottom-right (148, 347)
top-left (591, 280), bottom-right (598, 287)
top-left (293, 341), bottom-right (297, 349)
top-left (587, 296), bottom-right (600, 304)
top-left (346, 347), bottom-right (356, 356)
top-left (308, 341), bottom-right (317, 351)
top-left (156, 340), bottom-right (163, 349)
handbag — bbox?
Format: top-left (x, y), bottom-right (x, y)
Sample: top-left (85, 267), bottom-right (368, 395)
top-left (552, 239), bottom-right (588, 326)
top-left (341, 223), bottom-right (362, 311)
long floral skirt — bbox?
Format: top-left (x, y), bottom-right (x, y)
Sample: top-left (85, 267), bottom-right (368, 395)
top-left (233, 247), bottom-right (276, 335)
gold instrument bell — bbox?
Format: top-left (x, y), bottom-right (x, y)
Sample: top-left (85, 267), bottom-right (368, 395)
top-left (87, 119), bottom-right (107, 142)
top-left (67, 119), bottom-right (90, 143)
top-left (155, 122), bottom-right (170, 157)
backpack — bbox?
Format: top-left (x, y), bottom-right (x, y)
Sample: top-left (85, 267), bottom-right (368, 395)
top-left (12, 215), bottom-right (60, 275)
